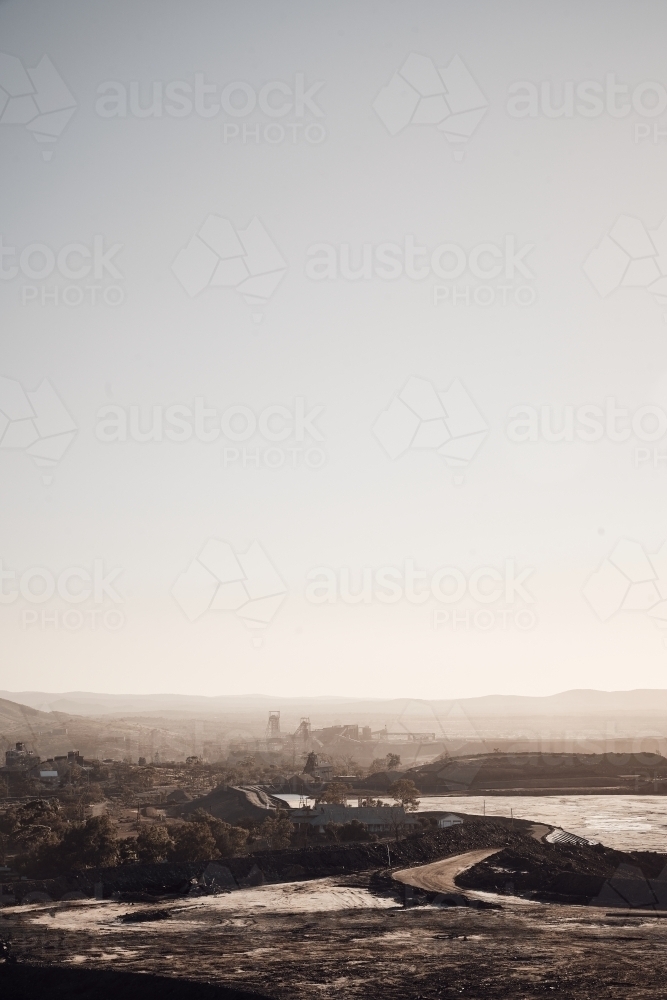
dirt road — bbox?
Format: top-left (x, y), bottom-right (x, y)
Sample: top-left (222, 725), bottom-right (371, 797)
top-left (392, 848), bottom-right (501, 896)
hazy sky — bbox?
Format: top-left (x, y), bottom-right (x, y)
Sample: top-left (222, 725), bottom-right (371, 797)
top-left (2, 0), bottom-right (667, 699)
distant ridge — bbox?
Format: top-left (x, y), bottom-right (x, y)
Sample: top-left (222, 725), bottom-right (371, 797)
top-left (3, 688), bottom-right (667, 718)
top-left (0, 696), bottom-right (66, 731)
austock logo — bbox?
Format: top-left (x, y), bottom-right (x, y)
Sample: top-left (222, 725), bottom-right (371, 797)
top-left (0, 235), bottom-right (124, 307)
top-left (373, 376), bottom-right (488, 484)
top-left (0, 53), bottom-right (76, 160)
top-left (94, 73), bottom-right (326, 146)
top-left (95, 397), bottom-right (326, 471)
top-left (0, 376), bottom-right (76, 484)
top-left (0, 559), bottom-right (124, 632)
top-left (304, 235), bottom-right (536, 308)
top-left (305, 559), bottom-right (536, 632)
top-left (373, 52), bottom-right (488, 160)
top-left (583, 538), bottom-right (667, 640)
top-left (171, 539), bottom-right (287, 643)
top-left (172, 215), bottom-right (287, 316)
top-left (583, 214), bottom-right (667, 312)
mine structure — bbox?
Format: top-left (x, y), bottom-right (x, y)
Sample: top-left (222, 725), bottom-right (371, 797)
top-left (225, 711), bottom-right (441, 761)
top-left (3, 742), bottom-right (39, 768)
top-left (266, 711), bottom-right (281, 739)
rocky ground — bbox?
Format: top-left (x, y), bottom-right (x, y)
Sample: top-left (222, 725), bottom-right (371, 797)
top-left (1, 870), bottom-right (667, 999)
top-left (3, 820), bottom-right (667, 998)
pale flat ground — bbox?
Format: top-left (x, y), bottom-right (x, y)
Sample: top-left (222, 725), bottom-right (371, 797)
top-left (2, 877), bottom-right (398, 933)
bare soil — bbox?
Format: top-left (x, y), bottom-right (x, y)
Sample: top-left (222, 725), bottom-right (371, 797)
top-left (3, 882), bottom-right (667, 999)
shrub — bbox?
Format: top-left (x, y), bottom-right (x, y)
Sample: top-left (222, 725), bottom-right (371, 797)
top-left (338, 819), bottom-right (374, 842)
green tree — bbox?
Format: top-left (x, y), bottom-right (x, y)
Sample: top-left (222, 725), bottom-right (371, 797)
top-left (135, 824), bottom-right (173, 863)
top-left (212, 821), bottom-right (248, 857)
top-left (61, 815), bottom-right (120, 869)
top-left (6, 799), bottom-right (65, 855)
top-left (168, 822), bottom-right (218, 862)
top-left (387, 779), bottom-right (420, 811)
top-left (258, 813), bottom-right (293, 850)
top-left (18, 815), bottom-right (120, 877)
top-left (189, 810), bottom-right (248, 857)
top-left (386, 753), bottom-right (401, 770)
top-left (315, 781), bottom-right (351, 805)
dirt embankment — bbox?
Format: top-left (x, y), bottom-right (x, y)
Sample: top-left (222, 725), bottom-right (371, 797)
top-left (457, 837), bottom-right (667, 905)
top-left (397, 750), bottom-right (667, 795)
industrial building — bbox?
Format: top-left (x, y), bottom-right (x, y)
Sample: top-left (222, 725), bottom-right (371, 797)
top-left (289, 803), bottom-right (421, 836)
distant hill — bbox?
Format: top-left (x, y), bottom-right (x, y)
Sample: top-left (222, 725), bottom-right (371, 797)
top-left (0, 696), bottom-right (64, 734)
top-left (4, 688), bottom-right (667, 719)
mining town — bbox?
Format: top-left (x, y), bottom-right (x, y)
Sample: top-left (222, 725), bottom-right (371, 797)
top-left (3, 691), bottom-right (667, 998)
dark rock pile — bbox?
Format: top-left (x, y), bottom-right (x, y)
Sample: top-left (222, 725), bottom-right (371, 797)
top-left (457, 838), bottom-right (667, 905)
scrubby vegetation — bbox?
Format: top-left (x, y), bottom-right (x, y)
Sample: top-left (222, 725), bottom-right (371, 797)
top-left (0, 801), bottom-right (257, 877)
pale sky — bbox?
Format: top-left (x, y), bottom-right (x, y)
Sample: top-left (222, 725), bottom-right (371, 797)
top-left (2, 0), bottom-right (667, 699)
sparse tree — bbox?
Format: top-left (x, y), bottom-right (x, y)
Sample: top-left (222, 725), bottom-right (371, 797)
top-left (386, 754), bottom-right (401, 770)
top-left (323, 822), bottom-right (342, 842)
top-left (315, 781), bottom-right (351, 805)
top-left (339, 756), bottom-right (363, 776)
top-left (387, 779), bottom-right (420, 811)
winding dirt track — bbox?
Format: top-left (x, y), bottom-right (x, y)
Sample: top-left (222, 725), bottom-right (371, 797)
top-left (392, 848), bottom-right (501, 896)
